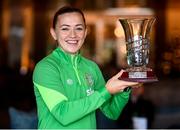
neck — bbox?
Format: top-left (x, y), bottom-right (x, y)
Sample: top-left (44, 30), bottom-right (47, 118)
top-left (58, 47), bottom-right (79, 56)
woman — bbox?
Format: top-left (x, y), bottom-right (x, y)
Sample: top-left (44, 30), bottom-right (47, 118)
top-left (33, 6), bottom-right (139, 129)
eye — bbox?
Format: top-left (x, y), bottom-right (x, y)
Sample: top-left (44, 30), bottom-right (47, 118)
top-left (61, 27), bottom-right (69, 31)
top-left (76, 27), bottom-right (83, 31)
top-left (75, 26), bottom-right (85, 32)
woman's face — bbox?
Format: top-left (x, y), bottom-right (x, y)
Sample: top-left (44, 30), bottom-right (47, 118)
top-left (50, 12), bottom-right (87, 54)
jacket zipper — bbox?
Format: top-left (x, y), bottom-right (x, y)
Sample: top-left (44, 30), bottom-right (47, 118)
top-left (71, 55), bottom-right (82, 85)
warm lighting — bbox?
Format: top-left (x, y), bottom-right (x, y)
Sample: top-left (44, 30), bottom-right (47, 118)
top-left (20, 6), bottom-right (33, 75)
top-left (2, 3), bottom-right (10, 39)
top-left (114, 27), bottom-right (123, 38)
top-left (104, 7), bottom-right (154, 16)
top-left (20, 66), bottom-right (28, 75)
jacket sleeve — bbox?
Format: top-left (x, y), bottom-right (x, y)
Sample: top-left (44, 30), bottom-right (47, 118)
top-left (33, 61), bottom-right (112, 126)
top-left (100, 91), bottom-right (130, 120)
top-left (93, 63), bottom-right (131, 120)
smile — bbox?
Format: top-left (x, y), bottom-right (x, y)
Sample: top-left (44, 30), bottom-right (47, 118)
top-left (66, 40), bottom-right (78, 44)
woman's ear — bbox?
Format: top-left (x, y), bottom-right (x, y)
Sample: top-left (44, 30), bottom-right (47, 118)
top-left (50, 28), bottom-right (57, 40)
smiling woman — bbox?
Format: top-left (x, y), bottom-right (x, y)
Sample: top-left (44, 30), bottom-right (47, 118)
top-left (33, 6), bottom-right (140, 129)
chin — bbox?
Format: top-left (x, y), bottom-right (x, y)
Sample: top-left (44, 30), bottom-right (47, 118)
top-left (69, 48), bottom-right (80, 54)
top-left (68, 50), bottom-right (79, 54)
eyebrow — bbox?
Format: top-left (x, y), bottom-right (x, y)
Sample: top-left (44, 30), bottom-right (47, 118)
top-left (75, 24), bottom-right (84, 27)
top-left (60, 24), bottom-right (70, 27)
top-left (60, 24), bottom-right (84, 28)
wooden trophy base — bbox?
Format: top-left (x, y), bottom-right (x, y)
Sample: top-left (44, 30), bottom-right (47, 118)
top-left (119, 70), bottom-right (158, 83)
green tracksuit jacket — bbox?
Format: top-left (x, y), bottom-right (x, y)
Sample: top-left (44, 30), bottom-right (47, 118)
top-left (33, 47), bottom-right (131, 129)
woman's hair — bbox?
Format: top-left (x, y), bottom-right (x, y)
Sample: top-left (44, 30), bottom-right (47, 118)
top-left (52, 6), bottom-right (86, 29)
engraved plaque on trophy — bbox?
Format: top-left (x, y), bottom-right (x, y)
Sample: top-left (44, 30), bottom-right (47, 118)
top-left (119, 17), bottom-right (158, 83)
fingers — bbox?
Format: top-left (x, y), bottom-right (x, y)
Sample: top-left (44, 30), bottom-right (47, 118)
top-left (131, 83), bottom-right (143, 88)
top-left (121, 80), bottom-right (139, 86)
top-left (112, 69), bottom-right (125, 80)
top-left (106, 70), bottom-right (143, 94)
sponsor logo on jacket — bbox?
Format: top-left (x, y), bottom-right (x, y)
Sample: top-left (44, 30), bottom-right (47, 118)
top-left (85, 73), bottom-right (94, 87)
top-left (85, 73), bottom-right (94, 96)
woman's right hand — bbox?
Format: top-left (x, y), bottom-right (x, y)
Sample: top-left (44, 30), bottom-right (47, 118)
top-left (105, 70), bottom-right (139, 94)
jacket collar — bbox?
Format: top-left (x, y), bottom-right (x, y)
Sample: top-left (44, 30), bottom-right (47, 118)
top-left (53, 47), bottom-right (81, 65)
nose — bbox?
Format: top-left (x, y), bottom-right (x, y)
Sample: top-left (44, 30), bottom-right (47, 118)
top-left (69, 29), bottom-right (76, 38)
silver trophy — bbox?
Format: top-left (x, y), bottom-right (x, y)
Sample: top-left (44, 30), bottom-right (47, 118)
top-left (119, 17), bottom-right (158, 82)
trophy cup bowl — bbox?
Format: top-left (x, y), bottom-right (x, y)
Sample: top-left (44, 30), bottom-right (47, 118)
top-left (119, 17), bottom-right (158, 83)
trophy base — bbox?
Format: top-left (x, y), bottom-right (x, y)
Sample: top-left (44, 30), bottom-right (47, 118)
top-left (119, 70), bottom-right (158, 83)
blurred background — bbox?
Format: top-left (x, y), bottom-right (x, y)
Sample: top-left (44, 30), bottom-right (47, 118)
top-left (0, 0), bottom-right (180, 129)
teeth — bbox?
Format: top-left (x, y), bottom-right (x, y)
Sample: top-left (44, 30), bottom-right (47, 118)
top-left (67, 40), bottom-right (78, 44)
